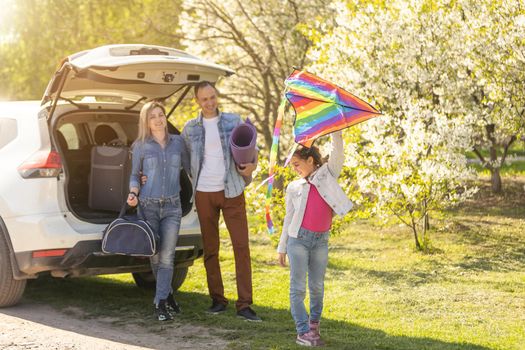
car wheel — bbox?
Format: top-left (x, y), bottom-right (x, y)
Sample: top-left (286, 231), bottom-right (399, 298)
top-left (132, 271), bottom-right (156, 290)
top-left (171, 267), bottom-right (188, 291)
top-left (0, 231), bottom-right (26, 307)
top-left (132, 267), bottom-right (188, 291)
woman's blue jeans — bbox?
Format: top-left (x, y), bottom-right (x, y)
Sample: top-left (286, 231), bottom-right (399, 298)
top-left (141, 196), bottom-right (182, 305)
top-left (287, 227), bottom-right (329, 335)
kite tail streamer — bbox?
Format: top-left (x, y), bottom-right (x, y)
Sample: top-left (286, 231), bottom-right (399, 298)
top-left (265, 99), bottom-right (287, 234)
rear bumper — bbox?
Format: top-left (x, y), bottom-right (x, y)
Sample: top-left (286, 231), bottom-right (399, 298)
top-left (14, 233), bottom-right (203, 279)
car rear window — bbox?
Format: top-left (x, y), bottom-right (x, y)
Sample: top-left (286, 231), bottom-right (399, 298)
top-left (0, 118), bottom-right (18, 149)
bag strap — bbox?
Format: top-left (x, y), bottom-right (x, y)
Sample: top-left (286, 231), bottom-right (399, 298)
top-left (118, 199), bottom-right (146, 221)
top-left (117, 202), bottom-right (128, 218)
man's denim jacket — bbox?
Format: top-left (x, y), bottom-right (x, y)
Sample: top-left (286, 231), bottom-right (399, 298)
top-left (277, 131), bottom-right (353, 254)
top-left (181, 111), bottom-right (251, 200)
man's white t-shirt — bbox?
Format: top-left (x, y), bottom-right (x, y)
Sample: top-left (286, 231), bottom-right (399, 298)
top-left (197, 116), bottom-right (226, 192)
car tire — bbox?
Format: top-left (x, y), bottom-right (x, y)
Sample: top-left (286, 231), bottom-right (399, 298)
top-left (0, 231), bottom-right (26, 307)
top-left (132, 267), bottom-right (188, 291)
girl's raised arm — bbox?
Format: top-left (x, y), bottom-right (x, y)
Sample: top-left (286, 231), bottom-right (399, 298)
top-left (327, 130), bottom-right (344, 178)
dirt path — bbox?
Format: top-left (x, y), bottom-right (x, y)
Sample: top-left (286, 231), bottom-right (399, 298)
top-left (0, 303), bottom-right (229, 350)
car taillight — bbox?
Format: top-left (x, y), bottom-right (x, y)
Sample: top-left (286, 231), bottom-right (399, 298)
top-left (18, 150), bottom-right (62, 178)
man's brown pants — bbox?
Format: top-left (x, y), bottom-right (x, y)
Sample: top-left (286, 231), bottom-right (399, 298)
top-left (195, 191), bottom-right (253, 311)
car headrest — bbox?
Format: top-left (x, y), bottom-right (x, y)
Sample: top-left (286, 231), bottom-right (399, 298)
top-left (94, 124), bottom-right (119, 145)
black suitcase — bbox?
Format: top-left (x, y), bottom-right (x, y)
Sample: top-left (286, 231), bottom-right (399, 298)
top-left (89, 145), bottom-right (131, 211)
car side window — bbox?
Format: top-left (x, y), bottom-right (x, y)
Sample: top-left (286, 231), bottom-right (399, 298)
top-left (0, 118), bottom-right (18, 149)
top-left (58, 123), bottom-right (79, 150)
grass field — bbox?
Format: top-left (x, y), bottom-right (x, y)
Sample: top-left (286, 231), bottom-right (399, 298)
top-left (23, 177), bottom-right (525, 350)
top-left (469, 161), bottom-right (525, 176)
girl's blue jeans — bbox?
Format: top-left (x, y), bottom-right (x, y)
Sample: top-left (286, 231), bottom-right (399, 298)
top-left (287, 227), bottom-right (329, 335)
top-left (141, 196), bottom-right (182, 305)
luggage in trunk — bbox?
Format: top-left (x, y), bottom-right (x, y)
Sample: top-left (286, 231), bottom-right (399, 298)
top-left (89, 146), bottom-right (131, 212)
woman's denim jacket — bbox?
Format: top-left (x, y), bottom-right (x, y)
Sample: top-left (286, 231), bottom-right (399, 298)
top-left (277, 131), bottom-right (353, 253)
top-left (129, 135), bottom-right (190, 200)
top-left (181, 111), bottom-right (250, 200)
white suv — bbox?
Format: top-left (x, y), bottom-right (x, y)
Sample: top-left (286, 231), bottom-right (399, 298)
top-left (0, 44), bottom-right (234, 307)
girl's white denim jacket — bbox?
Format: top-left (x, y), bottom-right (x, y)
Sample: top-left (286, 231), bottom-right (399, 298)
top-left (277, 131), bottom-right (353, 254)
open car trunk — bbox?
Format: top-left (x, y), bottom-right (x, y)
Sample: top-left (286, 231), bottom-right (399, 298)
top-left (53, 109), bottom-right (193, 224)
top-left (41, 44), bottom-right (233, 224)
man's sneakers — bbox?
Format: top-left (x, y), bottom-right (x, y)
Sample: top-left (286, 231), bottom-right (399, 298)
top-left (154, 299), bottom-right (173, 322)
top-left (236, 307), bottom-right (262, 322)
top-left (206, 302), bottom-right (262, 322)
top-left (206, 301), bottom-right (227, 314)
top-left (296, 330), bottom-right (325, 347)
top-left (167, 293), bottom-right (182, 314)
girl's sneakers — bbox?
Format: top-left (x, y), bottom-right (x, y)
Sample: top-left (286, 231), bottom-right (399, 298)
top-left (296, 331), bottom-right (325, 347)
top-left (309, 320), bottom-right (321, 337)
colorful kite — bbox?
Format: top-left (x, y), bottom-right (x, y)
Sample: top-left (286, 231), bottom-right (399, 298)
top-left (265, 69), bottom-right (381, 234)
top-left (286, 69), bottom-right (381, 147)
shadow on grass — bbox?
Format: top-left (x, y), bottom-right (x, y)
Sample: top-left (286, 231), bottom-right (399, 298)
top-left (445, 224), bottom-right (525, 273)
top-left (3, 276), bottom-right (490, 350)
top-left (454, 177), bottom-right (525, 220)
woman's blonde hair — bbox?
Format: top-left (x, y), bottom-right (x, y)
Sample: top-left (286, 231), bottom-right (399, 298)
top-left (136, 101), bottom-right (168, 143)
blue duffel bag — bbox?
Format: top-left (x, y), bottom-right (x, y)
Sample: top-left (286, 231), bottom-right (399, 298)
top-left (102, 201), bottom-right (157, 257)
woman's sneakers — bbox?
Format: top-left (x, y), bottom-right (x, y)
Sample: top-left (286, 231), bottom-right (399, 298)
top-left (155, 299), bottom-right (173, 321)
top-left (296, 331), bottom-right (324, 347)
top-left (167, 293), bottom-right (182, 314)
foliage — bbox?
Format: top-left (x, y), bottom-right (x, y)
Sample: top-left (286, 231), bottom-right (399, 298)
top-left (449, 0), bottom-right (525, 192)
top-left (245, 157), bottom-right (295, 245)
top-left (309, 0), bottom-right (481, 250)
top-left (178, 0), bottom-right (335, 153)
top-left (0, 0), bottom-right (183, 100)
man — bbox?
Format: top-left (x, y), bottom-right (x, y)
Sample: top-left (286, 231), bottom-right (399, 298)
top-left (181, 81), bottom-right (261, 322)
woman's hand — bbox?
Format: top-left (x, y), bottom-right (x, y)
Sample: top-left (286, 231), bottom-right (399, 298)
top-left (139, 171), bottom-right (148, 185)
top-left (278, 253), bottom-right (287, 267)
top-left (127, 191), bottom-right (138, 207)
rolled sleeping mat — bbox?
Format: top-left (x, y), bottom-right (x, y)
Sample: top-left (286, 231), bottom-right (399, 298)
top-left (230, 118), bottom-right (257, 168)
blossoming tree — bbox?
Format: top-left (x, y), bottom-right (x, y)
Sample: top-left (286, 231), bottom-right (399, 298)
top-left (309, 0), bottom-right (480, 250)
top-left (179, 0), bottom-right (334, 149)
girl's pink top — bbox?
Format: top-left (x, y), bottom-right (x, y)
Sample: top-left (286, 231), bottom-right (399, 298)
top-left (301, 183), bottom-right (333, 232)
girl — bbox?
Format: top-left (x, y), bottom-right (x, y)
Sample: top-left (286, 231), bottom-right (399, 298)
top-left (128, 101), bottom-right (189, 321)
top-left (277, 130), bottom-right (353, 346)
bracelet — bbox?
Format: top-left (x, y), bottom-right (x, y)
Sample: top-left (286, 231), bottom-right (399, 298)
top-left (129, 191), bottom-right (138, 198)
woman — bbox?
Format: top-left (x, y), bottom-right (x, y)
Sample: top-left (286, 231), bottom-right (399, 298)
top-left (128, 101), bottom-right (189, 321)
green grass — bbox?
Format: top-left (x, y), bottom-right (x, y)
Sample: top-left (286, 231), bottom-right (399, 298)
top-left (469, 161), bottom-right (525, 176)
top-left (23, 178), bottom-right (525, 350)
top-left (465, 142), bottom-right (525, 159)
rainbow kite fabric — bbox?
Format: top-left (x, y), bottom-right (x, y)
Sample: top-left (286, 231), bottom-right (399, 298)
top-left (286, 69), bottom-right (381, 148)
top-left (264, 69), bottom-right (381, 234)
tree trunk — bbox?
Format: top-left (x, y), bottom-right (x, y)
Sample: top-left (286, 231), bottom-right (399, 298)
top-left (490, 167), bottom-right (502, 193)
top-left (411, 219), bottom-right (421, 251)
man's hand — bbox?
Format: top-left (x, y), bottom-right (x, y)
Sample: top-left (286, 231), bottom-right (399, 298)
top-left (278, 253), bottom-right (287, 267)
top-left (236, 162), bottom-right (257, 177)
